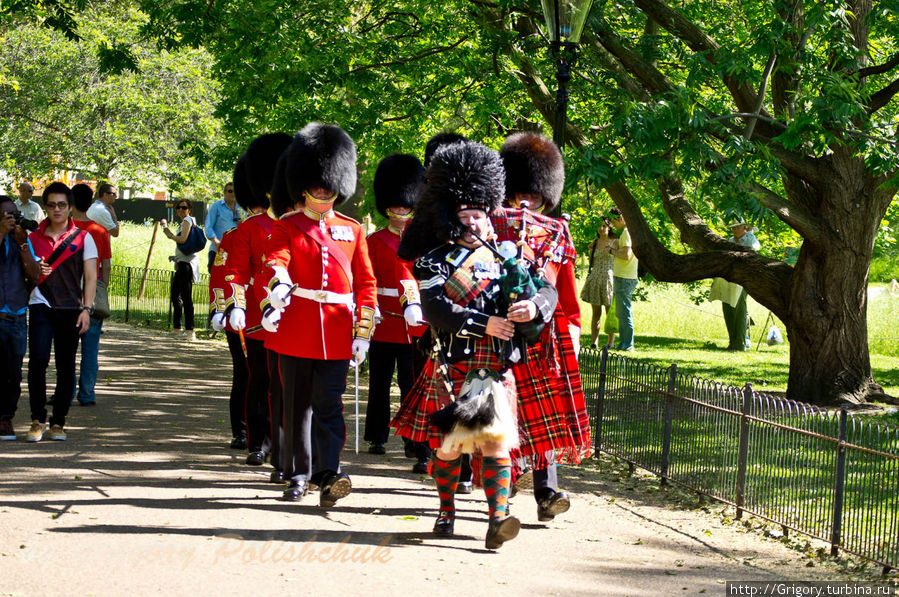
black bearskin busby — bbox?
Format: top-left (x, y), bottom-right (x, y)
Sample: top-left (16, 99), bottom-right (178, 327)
top-left (232, 153), bottom-right (253, 211)
top-left (499, 131), bottom-right (564, 214)
top-left (398, 140), bottom-right (504, 261)
top-left (239, 133), bottom-right (292, 211)
top-left (270, 122), bottom-right (357, 216)
top-left (373, 153), bottom-right (424, 218)
top-left (423, 132), bottom-right (466, 167)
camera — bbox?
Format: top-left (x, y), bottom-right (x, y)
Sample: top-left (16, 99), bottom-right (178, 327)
top-left (12, 211), bottom-right (38, 232)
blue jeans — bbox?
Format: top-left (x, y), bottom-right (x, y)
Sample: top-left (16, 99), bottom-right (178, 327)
top-left (613, 276), bottom-right (638, 349)
top-left (73, 317), bottom-right (103, 405)
top-left (0, 314), bottom-right (27, 421)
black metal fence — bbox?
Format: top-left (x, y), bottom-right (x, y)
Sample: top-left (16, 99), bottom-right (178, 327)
top-left (107, 264), bottom-right (211, 330)
top-left (580, 346), bottom-right (899, 570)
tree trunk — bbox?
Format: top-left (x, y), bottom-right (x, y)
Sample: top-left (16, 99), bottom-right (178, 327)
top-left (781, 152), bottom-right (883, 405)
top-left (785, 244), bottom-right (873, 405)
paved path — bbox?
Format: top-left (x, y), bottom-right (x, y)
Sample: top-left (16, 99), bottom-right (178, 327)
top-left (1, 323), bottom-right (852, 595)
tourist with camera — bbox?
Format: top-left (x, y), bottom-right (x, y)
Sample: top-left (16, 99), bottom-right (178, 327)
top-left (14, 182), bottom-right (44, 226)
top-left (0, 197), bottom-right (43, 440)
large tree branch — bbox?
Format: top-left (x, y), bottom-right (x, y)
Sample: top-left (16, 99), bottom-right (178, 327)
top-left (605, 179), bottom-right (792, 318)
top-left (747, 182), bottom-right (823, 243)
top-left (867, 78), bottom-right (899, 113)
top-left (859, 53), bottom-right (899, 78)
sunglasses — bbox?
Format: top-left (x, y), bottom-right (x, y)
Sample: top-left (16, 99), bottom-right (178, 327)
top-left (46, 202), bottom-right (69, 210)
top-left (176, 205), bottom-right (189, 210)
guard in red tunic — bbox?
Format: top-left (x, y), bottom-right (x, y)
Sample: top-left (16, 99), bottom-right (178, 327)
top-left (215, 134), bottom-right (293, 480)
top-left (493, 131), bottom-right (592, 522)
top-left (260, 123), bottom-right (377, 507)
top-left (392, 140), bottom-right (558, 549)
top-left (363, 154), bottom-right (427, 458)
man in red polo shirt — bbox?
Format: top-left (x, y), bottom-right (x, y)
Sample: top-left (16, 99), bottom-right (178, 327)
top-left (70, 184), bottom-right (111, 407)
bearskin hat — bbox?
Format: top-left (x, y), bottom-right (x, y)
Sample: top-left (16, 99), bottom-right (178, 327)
top-left (424, 132), bottom-right (467, 167)
top-left (499, 131), bottom-right (565, 214)
top-left (232, 153), bottom-right (253, 211)
top-left (276, 122), bottom-right (356, 214)
top-left (398, 141), bottom-right (504, 261)
top-left (373, 153), bottom-right (424, 218)
top-left (239, 133), bottom-right (292, 211)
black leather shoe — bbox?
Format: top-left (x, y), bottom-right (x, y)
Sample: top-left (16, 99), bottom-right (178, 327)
top-left (433, 514), bottom-right (455, 536)
top-left (368, 443), bottom-right (386, 455)
top-left (281, 480), bottom-right (307, 502)
top-left (246, 451), bottom-right (265, 466)
top-left (485, 516), bottom-right (521, 550)
top-left (536, 490), bottom-right (571, 522)
top-left (403, 438), bottom-right (416, 459)
top-left (411, 461), bottom-right (428, 475)
top-left (457, 481), bottom-right (474, 494)
top-left (230, 436), bottom-right (247, 450)
top-left (269, 470), bottom-right (285, 483)
top-left (319, 472), bottom-right (352, 508)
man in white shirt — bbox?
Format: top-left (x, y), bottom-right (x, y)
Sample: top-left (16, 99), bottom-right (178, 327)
top-left (15, 182), bottom-right (44, 224)
top-left (86, 183), bottom-right (120, 238)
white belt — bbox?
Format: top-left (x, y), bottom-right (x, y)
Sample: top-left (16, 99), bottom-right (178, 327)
top-left (377, 287), bottom-right (399, 297)
top-left (292, 287), bottom-right (354, 307)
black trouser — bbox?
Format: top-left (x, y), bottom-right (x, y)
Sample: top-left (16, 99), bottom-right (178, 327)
top-left (170, 261), bottom-right (194, 331)
top-left (268, 349), bottom-right (284, 471)
top-left (364, 341), bottom-right (414, 445)
top-left (245, 337), bottom-right (271, 453)
top-left (280, 355), bottom-right (348, 484)
top-left (28, 305), bottom-right (79, 427)
top-left (225, 330), bottom-right (248, 439)
top-left (0, 314), bottom-right (27, 421)
top-left (534, 463), bottom-right (559, 501)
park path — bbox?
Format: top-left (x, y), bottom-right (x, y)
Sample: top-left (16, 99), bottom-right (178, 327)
top-left (1, 323), bottom-right (851, 596)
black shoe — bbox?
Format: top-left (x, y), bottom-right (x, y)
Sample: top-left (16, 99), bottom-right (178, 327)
top-left (320, 472), bottom-right (352, 508)
top-left (433, 513), bottom-right (455, 536)
top-left (457, 481), bottom-right (474, 494)
top-left (269, 470), bottom-right (285, 483)
top-left (412, 461), bottom-right (428, 475)
top-left (368, 442), bottom-right (386, 455)
top-left (536, 490), bottom-right (571, 522)
top-left (485, 516), bottom-right (521, 550)
top-left (78, 401), bottom-right (96, 407)
top-left (230, 436), bottom-right (247, 450)
top-left (281, 480), bottom-right (307, 501)
top-left (246, 451), bottom-right (265, 466)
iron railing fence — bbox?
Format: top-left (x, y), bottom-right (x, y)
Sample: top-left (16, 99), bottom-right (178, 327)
top-left (107, 264), bottom-right (211, 330)
top-left (580, 346), bottom-right (899, 570)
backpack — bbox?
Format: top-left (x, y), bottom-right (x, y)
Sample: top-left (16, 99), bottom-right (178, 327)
top-left (178, 222), bottom-right (207, 255)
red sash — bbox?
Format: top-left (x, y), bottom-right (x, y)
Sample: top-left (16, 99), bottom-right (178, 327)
top-left (379, 229), bottom-right (401, 253)
top-left (288, 215), bottom-right (354, 286)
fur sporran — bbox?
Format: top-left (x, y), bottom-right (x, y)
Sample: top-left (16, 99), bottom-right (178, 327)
top-left (429, 368), bottom-right (518, 454)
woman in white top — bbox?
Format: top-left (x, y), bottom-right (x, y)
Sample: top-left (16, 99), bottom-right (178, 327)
top-left (161, 199), bottom-right (199, 337)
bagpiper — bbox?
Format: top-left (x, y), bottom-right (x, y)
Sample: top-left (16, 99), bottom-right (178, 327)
top-left (260, 123), bottom-right (377, 507)
top-left (363, 154), bottom-right (427, 463)
top-left (392, 140), bottom-right (558, 549)
top-left (493, 131), bottom-right (592, 522)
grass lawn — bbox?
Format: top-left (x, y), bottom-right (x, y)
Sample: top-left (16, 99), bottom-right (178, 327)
top-left (578, 283), bottom-right (899, 399)
top-left (111, 221), bottom-right (192, 271)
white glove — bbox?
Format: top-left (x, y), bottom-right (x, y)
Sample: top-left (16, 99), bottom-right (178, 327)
top-left (211, 312), bottom-right (227, 332)
top-left (404, 305), bottom-right (424, 327)
top-left (229, 308), bottom-right (246, 331)
top-left (261, 308), bottom-right (282, 333)
top-left (351, 338), bottom-right (370, 366)
top-left (269, 283), bottom-right (292, 310)
top-left (569, 324), bottom-right (581, 361)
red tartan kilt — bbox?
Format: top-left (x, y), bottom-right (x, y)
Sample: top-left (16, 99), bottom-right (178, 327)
top-left (390, 345), bottom-right (516, 450)
top-left (509, 308), bottom-right (592, 465)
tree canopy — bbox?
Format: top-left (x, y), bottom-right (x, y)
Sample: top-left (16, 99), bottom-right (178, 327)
top-left (0, 1), bottom-right (223, 196)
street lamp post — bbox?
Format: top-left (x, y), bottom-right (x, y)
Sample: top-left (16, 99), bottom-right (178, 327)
top-left (541, 0), bottom-right (595, 193)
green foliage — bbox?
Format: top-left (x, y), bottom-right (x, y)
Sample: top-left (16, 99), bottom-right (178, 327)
top-left (0, 2), bottom-right (225, 196)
